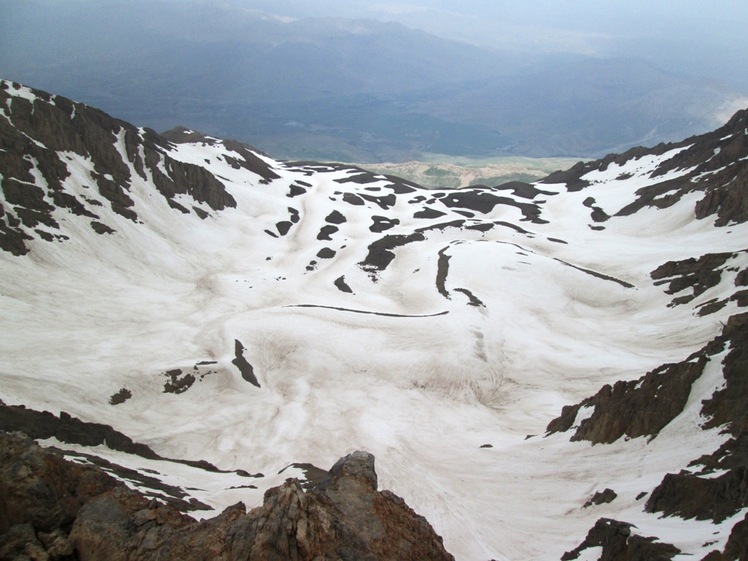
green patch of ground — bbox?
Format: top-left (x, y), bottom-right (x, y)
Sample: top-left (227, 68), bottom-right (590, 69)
top-left (353, 155), bottom-right (581, 189)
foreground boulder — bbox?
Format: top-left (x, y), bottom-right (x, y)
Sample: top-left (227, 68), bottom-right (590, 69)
top-left (0, 433), bottom-right (454, 561)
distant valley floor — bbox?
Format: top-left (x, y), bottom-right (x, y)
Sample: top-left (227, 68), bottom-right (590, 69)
top-left (354, 155), bottom-right (582, 189)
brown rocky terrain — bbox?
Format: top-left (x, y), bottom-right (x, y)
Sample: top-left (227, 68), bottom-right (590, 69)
top-left (0, 432), bottom-right (454, 561)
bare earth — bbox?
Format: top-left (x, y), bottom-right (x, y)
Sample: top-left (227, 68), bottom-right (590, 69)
top-left (354, 155), bottom-right (582, 188)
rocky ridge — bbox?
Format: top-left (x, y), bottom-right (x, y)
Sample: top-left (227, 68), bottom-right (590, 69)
top-left (0, 432), bottom-right (453, 561)
top-left (548, 312), bottom-right (748, 560)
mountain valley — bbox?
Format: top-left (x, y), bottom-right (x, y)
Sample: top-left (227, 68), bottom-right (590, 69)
top-left (1, 79), bottom-right (747, 560)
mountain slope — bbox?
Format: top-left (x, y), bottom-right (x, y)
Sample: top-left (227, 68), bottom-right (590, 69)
top-left (1, 79), bottom-right (747, 560)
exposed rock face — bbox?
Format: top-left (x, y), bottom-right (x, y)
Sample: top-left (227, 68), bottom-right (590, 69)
top-left (546, 312), bottom-right (747, 447)
top-left (645, 313), bottom-right (748, 525)
top-left (700, 313), bottom-right (748, 437)
top-left (0, 80), bottom-right (239, 255)
top-left (0, 400), bottom-right (259, 478)
top-left (561, 518), bottom-right (681, 561)
top-left (541, 108), bottom-right (748, 226)
top-left (651, 252), bottom-right (735, 306)
top-left (0, 400), bottom-right (161, 460)
top-left (0, 432), bottom-right (119, 559)
top-left (548, 312), bottom-right (748, 560)
top-left (646, 468), bottom-right (748, 523)
top-left (701, 512), bottom-right (748, 561)
top-left (651, 251), bottom-right (748, 313)
top-left (545, 354), bottom-right (707, 444)
top-left (226, 451), bottom-right (453, 561)
top-left (583, 488), bottom-right (617, 508)
top-left (0, 433), bottom-right (454, 561)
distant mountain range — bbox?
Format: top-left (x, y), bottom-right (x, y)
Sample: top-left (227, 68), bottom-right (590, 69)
top-left (1, 1), bottom-right (745, 162)
top-left (1, 78), bottom-right (747, 560)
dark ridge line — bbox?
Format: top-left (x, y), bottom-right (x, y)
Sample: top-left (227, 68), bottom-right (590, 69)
top-left (552, 258), bottom-right (635, 288)
top-left (0, 401), bottom-right (263, 477)
top-left (232, 339), bottom-right (261, 388)
top-left (51, 446), bottom-right (212, 512)
top-left (436, 247), bottom-right (452, 300)
top-left (457, 239), bottom-right (632, 288)
top-left (278, 462), bottom-right (330, 489)
top-left (435, 245), bottom-right (486, 307)
top-left (284, 304), bottom-right (449, 318)
top-left (454, 287), bottom-right (486, 307)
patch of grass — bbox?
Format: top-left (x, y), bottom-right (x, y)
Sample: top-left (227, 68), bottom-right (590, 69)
top-left (354, 155), bottom-right (581, 189)
top-left (469, 173), bottom-right (541, 186)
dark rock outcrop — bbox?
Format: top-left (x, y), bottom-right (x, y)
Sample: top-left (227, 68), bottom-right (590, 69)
top-left (232, 340), bottom-right (261, 388)
top-left (0, 433), bottom-right (454, 561)
top-left (227, 451), bottom-right (453, 561)
top-left (549, 313), bottom-right (748, 558)
top-left (334, 275), bottom-right (353, 294)
top-left (0, 401), bottom-right (253, 482)
top-left (541, 108), bottom-right (748, 226)
top-left (547, 312), bottom-right (748, 448)
top-left (651, 252), bottom-right (745, 308)
top-left (0, 432), bottom-right (119, 551)
top-left (0, 81), bottom-right (241, 255)
top-left (0, 401), bottom-right (161, 460)
top-left (645, 313), bottom-right (748, 524)
top-left (561, 518), bottom-right (681, 561)
top-left (545, 355), bottom-right (707, 444)
top-left (359, 232), bottom-right (426, 278)
top-left (645, 467), bottom-right (748, 523)
top-left (437, 188), bottom-right (545, 223)
top-left (700, 313), bottom-right (748, 437)
top-left (701, 511), bottom-right (748, 561)
top-left (333, 169), bottom-right (418, 194)
top-left (583, 488), bottom-right (617, 508)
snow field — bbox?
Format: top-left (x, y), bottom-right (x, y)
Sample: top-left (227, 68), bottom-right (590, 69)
top-left (1, 99), bottom-right (745, 560)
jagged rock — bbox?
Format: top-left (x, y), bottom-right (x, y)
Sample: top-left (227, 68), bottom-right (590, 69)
top-left (545, 355), bottom-right (707, 444)
top-left (0, 401), bottom-right (161, 460)
top-left (645, 313), bottom-right (748, 523)
top-left (162, 369), bottom-right (196, 394)
top-left (547, 313), bottom-right (748, 448)
top-left (651, 252), bottom-right (735, 306)
top-left (0, 432), bottom-right (118, 537)
top-left (550, 312), bottom-right (748, 556)
top-left (0, 81), bottom-right (239, 255)
top-left (0, 523), bottom-right (49, 561)
top-left (541, 108), bottom-right (748, 226)
top-left (561, 518), bottom-right (681, 561)
top-left (650, 249), bottom-right (748, 318)
top-left (701, 313), bottom-right (748, 436)
top-left (69, 488), bottom-right (209, 561)
top-left (0, 433), bottom-right (454, 561)
top-left (701, 511), bottom-right (748, 560)
top-left (0, 402), bottom-right (256, 504)
top-left (645, 467), bottom-right (748, 523)
top-left (225, 451), bottom-right (455, 561)
top-left (583, 488), bottom-right (617, 508)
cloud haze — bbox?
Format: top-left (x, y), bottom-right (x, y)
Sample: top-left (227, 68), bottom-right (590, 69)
top-left (0, 0), bottom-right (746, 161)
top-left (244, 0), bottom-right (748, 87)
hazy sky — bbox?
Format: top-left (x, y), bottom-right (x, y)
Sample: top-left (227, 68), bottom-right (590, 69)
top-left (239, 0), bottom-right (748, 87)
top-left (1, 0), bottom-right (746, 89)
top-left (1, 1), bottom-right (747, 160)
